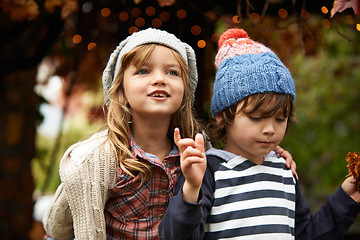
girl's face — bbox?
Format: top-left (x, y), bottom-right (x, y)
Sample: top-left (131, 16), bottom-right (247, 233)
top-left (123, 45), bottom-right (185, 121)
top-left (222, 102), bottom-right (288, 164)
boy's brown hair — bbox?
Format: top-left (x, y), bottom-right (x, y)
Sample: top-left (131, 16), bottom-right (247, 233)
top-left (207, 92), bottom-right (296, 144)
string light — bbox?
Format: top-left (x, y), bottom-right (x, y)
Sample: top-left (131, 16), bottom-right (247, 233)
top-left (129, 26), bottom-right (138, 34)
top-left (278, 9), bottom-right (288, 19)
top-left (300, 9), bottom-right (310, 19)
top-left (131, 8), bottom-right (141, 17)
top-left (73, 35), bottom-right (82, 44)
top-left (211, 33), bottom-right (220, 43)
top-left (177, 9), bottom-right (187, 19)
top-left (152, 18), bottom-right (162, 28)
top-left (232, 15), bottom-right (240, 24)
top-left (197, 40), bottom-right (206, 48)
top-left (135, 17), bottom-right (145, 27)
top-left (88, 43), bottom-right (96, 51)
top-left (321, 6), bottom-right (329, 14)
top-left (356, 23), bottom-right (360, 31)
top-left (160, 12), bottom-right (170, 22)
top-left (191, 25), bottom-right (201, 35)
top-left (101, 8), bottom-right (111, 17)
top-left (322, 19), bottom-right (331, 29)
top-left (250, 13), bottom-right (260, 23)
top-left (119, 12), bottom-right (129, 21)
top-left (146, 6), bottom-right (156, 16)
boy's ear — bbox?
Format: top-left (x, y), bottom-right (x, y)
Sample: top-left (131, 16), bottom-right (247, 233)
top-left (215, 112), bottom-right (224, 124)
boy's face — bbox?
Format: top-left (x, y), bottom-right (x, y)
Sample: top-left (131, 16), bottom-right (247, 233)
top-left (221, 102), bottom-right (288, 164)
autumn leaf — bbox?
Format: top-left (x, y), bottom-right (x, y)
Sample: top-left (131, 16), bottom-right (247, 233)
top-left (345, 151), bottom-right (360, 191)
top-left (331, 0), bottom-right (360, 18)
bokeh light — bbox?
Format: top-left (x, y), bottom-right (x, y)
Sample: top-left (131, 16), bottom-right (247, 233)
top-left (119, 12), bottom-right (129, 22)
top-left (135, 17), bottom-right (145, 27)
top-left (146, 6), bottom-right (156, 16)
top-left (322, 19), bottom-right (331, 29)
top-left (211, 33), bottom-right (220, 43)
top-left (191, 25), bottom-right (201, 35)
top-left (250, 13), bottom-right (260, 23)
top-left (129, 26), bottom-right (138, 35)
top-left (88, 43), bottom-right (96, 51)
top-left (301, 9), bottom-right (310, 19)
top-left (278, 9), bottom-right (288, 19)
top-left (197, 40), bottom-right (206, 48)
top-left (160, 12), bottom-right (170, 22)
top-left (131, 7), bottom-right (141, 17)
top-left (72, 35), bottom-right (82, 44)
top-left (177, 9), bottom-right (187, 19)
top-left (101, 8), bottom-right (111, 17)
top-left (321, 6), bottom-right (329, 14)
top-left (152, 18), bottom-right (162, 28)
top-left (232, 15), bottom-right (240, 23)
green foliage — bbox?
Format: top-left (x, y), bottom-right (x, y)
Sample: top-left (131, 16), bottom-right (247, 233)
top-left (281, 28), bottom-right (360, 207)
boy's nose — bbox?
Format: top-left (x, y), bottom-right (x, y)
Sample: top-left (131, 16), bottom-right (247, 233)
top-left (263, 121), bottom-right (275, 135)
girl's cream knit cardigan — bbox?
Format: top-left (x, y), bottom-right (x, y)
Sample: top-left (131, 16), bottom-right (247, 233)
top-left (42, 130), bottom-right (117, 239)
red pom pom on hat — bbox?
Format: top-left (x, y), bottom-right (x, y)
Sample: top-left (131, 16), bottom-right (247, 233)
top-left (218, 28), bottom-right (249, 48)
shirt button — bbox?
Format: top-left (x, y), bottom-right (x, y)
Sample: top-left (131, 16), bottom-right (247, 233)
top-left (161, 190), bottom-right (167, 195)
top-left (159, 214), bottom-right (164, 219)
top-left (164, 162), bottom-right (169, 168)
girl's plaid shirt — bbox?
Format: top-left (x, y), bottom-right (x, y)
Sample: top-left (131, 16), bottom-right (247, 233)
top-left (105, 134), bottom-right (181, 239)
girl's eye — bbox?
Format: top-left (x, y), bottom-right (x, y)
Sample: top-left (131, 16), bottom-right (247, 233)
top-left (136, 69), bottom-right (149, 75)
top-left (167, 70), bottom-right (179, 76)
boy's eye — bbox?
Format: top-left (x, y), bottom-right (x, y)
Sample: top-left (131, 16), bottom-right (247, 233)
top-left (249, 116), bottom-right (261, 121)
top-left (276, 118), bottom-right (287, 123)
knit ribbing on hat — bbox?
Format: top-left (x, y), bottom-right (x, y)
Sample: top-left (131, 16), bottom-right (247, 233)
top-left (102, 28), bottom-right (198, 107)
top-left (211, 28), bottom-right (296, 116)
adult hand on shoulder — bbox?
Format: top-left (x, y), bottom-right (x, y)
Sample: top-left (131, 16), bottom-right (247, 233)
top-left (342, 175), bottom-right (360, 203)
top-left (174, 128), bottom-right (207, 203)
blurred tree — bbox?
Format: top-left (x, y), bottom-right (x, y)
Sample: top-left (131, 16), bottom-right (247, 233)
top-left (0, 0), bottom-right (358, 238)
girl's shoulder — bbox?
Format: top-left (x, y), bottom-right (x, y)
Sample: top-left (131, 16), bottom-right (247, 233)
top-left (62, 130), bottom-right (113, 167)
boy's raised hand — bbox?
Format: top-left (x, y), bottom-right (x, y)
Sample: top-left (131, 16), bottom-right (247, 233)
top-left (174, 128), bottom-right (207, 203)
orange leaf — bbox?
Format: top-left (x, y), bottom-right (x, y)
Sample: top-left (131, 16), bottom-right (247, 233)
top-left (331, 0), bottom-right (360, 18)
top-left (345, 151), bottom-right (360, 191)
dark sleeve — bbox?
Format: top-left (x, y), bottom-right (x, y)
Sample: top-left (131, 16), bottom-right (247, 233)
top-left (159, 155), bottom-right (220, 240)
top-left (295, 181), bottom-right (360, 240)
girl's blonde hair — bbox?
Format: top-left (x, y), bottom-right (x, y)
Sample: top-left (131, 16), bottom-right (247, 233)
top-left (106, 44), bottom-right (201, 183)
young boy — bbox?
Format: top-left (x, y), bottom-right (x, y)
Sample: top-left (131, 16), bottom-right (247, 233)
top-left (159, 28), bottom-right (360, 239)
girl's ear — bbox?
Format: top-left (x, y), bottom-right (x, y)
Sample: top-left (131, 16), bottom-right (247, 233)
top-left (215, 112), bottom-right (224, 125)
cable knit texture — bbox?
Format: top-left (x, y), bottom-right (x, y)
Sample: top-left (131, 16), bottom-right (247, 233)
top-left (211, 28), bottom-right (296, 116)
top-left (42, 131), bottom-right (117, 239)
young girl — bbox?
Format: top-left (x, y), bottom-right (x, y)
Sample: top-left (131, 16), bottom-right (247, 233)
top-left (159, 28), bottom-right (360, 240)
top-left (42, 28), bottom-right (295, 240)
top-left (42, 28), bottom-right (202, 239)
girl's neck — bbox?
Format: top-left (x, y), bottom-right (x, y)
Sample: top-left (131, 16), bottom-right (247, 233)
top-left (131, 118), bottom-right (172, 161)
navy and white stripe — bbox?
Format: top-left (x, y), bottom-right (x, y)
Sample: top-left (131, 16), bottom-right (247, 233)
top-left (205, 152), bottom-right (296, 240)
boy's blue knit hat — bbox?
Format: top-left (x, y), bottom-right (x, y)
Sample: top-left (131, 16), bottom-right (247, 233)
top-left (211, 28), bottom-right (296, 116)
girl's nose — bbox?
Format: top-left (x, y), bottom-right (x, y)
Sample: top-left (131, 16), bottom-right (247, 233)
top-left (152, 72), bottom-right (166, 86)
